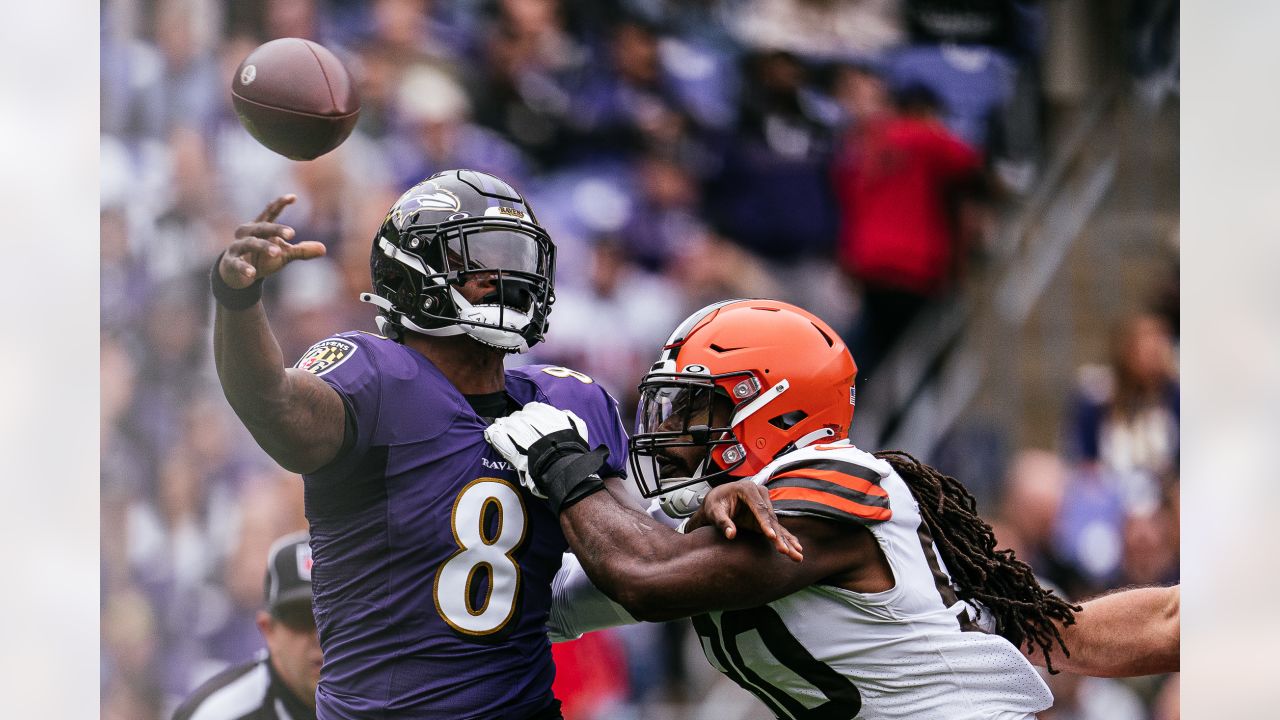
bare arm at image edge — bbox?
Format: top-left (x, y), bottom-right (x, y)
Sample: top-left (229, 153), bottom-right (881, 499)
top-left (1030, 585), bottom-right (1180, 677)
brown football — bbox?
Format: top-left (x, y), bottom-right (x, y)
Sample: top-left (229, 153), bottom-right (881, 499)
top-left (231, 38), bottom-right (360, 161)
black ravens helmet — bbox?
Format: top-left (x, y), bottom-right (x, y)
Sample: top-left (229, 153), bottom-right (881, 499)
top-left (361, 170), bottom-right (556, 352)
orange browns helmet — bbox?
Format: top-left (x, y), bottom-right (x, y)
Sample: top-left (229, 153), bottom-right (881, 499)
top-left (629, 299), bottom-right (858, 498)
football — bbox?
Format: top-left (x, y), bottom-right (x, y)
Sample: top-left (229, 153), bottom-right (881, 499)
top-left (231, 38), bottom-right (360, 161)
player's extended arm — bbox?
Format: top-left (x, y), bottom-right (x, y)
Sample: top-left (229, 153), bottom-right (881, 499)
top-left (547, 479), bottom-right (807, 638)
top-left (485, 402), bottom-right (840, 619)
top-left (602, 475), bottom-right (804, 558)
top-left (559, 493), bottom-right (850, 621)
top-left (1030, 585), bottom-right (1180, 677)
top-left (687, 479), bottom-right (804, 554)
top-left (212, 195), bottom-right (346, 474)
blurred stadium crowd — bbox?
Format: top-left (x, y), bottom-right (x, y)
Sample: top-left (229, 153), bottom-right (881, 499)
top-left (99, 0), bottom-right (1179, 718)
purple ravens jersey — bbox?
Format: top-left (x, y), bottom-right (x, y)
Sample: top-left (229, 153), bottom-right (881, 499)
top-left (295, 331), bottom-right (629, 719)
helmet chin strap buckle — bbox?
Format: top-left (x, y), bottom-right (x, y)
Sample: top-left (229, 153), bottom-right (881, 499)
top-left (365, 292), bottom-right (469, 340)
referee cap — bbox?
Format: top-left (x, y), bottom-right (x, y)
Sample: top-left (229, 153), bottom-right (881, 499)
top-left (264, 531), bottom-right (313, 616)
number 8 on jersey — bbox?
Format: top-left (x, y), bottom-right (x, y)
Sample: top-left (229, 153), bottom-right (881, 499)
top-left (434, 478), bottom-right (528, 635)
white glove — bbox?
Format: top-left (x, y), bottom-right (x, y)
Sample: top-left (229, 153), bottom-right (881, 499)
top-left (484, 402), bottom-right (590, 498)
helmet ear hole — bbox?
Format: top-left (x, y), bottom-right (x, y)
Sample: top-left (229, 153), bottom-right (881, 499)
top-left (769, 410), bottom-right (808, 430)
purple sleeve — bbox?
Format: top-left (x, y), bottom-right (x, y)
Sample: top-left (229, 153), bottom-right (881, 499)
top-left (523, 367), bottom-right (630, 480)
top-left (581, 384), bottom-right (629, 480)
top-left (293, 333), bottom-right (382, 476)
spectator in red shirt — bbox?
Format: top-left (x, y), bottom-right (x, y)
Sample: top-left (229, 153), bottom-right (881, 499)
top-left (832, 66), bottom-right (985, 381)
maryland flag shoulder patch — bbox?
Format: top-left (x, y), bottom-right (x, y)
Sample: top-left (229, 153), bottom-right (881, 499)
top-left (765, 458), bottom-right (892, 525)
top-left (295, 338), bottom-right (358, 376)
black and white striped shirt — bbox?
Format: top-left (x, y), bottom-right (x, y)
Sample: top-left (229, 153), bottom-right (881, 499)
top-left (172, 651), bottom-right (315, 720)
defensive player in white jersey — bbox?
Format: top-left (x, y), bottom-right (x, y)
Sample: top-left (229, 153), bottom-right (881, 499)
top-left (486, 299), bottom-right (1179, 719)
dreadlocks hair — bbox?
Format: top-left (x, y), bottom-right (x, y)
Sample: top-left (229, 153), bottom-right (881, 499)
top-left (874, 450), bottom-right (1082, 673)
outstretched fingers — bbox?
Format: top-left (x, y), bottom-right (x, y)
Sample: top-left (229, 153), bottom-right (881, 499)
top-left (220, 248), bottom-right (262, 286)
top-left (743, 484), bottom-right (804, 562)
top-left (235, 221), bottom-right (295, 241)
top-left (221, 236), bottom-right (284, 287)
top-left (221, 193), bottom-right (326, 289)
top-left (705, 482), bottom-right (804, 562)
top-left (774, 524), bottom-right (804, 562)
top-left (711, 504), bottom-right (739, 540)
top-left (255, 194), bottom-right (297, 223)
top-left (267, 235), bottom-right (327, 261)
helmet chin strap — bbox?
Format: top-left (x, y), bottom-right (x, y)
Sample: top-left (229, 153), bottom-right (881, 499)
top-left (362, 292), bottom-right (468, 338)
top-left (656, 428), bottom-right (836, 514)
top-left (731, 378), bottom-right (790, 426)
top-left (449, 287), bottom-right (531, 352)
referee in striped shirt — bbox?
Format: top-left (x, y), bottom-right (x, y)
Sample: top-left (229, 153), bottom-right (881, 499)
top-left (172, 532), bottom-right (321, 720)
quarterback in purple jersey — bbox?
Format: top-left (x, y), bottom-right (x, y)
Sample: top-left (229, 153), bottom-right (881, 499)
top-left (210, 170), bottom-right (797, 719)
top-left (211, 169), bottom-right (613, 718)
top-left (301, 333), bottom-right (628, 717)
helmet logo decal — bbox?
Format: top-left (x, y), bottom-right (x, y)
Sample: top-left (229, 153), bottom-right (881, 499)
top-left (850, 386), bottom-right (857, 406)
top-left (394, 186), bottom-right (462, 226)
top-left (404, 189), bottom-right (461, 212)
top-left (240, 65), bottom-right (257, 85)
top-left (682, 364), bottom-right (708, 374)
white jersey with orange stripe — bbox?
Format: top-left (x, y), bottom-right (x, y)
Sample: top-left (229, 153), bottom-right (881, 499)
top-left (691, 440), bottom-right (1052, 720)
top-left (545, 440), bottom-right (1053, 719)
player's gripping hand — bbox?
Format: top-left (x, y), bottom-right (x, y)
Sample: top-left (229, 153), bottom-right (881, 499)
top-left (219, 194), bottom-right (326, 288)
top-left (485, 402), bottom-right (610, 513)
top-left (697, 481), bottom-right (804, 562)
top-left (485, 402), bottom-right (590, 495)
